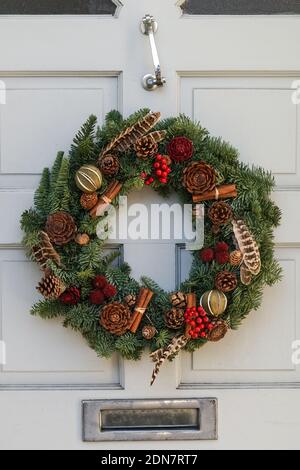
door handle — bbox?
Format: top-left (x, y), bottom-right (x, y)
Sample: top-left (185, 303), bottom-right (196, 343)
top-left (140, 14), bottom-right (166, 91)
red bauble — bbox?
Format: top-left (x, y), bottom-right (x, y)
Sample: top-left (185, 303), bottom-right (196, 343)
top-left (215, 251), bottom-right (230, 265)
top-left (93, 275), bottom-right (108, 290)
top-left (200, 248), bottom-right (214, 263)
top-left (89, 290), bottom-right (105, 305)
top-left (60, 287), bottom-right (80, 305)
top-left (215, 241), bottom-right (229, 253)
top-left (167, 136), bottom-right (194, 163)
top-left (103, 284), bottom-right (117, 299)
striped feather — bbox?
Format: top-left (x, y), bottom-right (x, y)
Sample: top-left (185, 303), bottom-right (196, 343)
top-left (135, 130), bottom-right (167, 147)
top-left (150, 335), bottom-right (188, 386)
top-left (100, 112), bottom-right (161, 158)
top-left (232, 219), bottom-right (261, 276)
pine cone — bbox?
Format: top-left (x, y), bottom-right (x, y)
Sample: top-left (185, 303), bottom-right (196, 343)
top-left (208, 201), bottom-right (232, 226)
top-left (32, 231), bottom-right (61, 270)
top-left (215, 271), bottom-right (238, 293)
top-left (100, 302), bottom-right (131, 336)
top-left (134, 135), bottom-right (158, 159)
top-left (142, 325), bottom-right (156, 340)
top-left (183, 161), bottom-right (216, 194)
top-left (75, 233), bottom-right (90, 246)
top-left (209, 321), bottom-right (228, 342)
top-left (230, 250), bottom-right (243, 267)
top-left (80, 192), bottom-right (98, 210)
top-left (45, 212), bottom-right (76, 246)
top-left (124, 294), bottom-right (136, 308)
top-left (164, 308), bottom-right (185, 330)
top-left (37, 275), bottom-right (66, 300)
top-left (170, 292), bottom-right (187, 309)
top-left (99, 154), bottom-right (120, 177)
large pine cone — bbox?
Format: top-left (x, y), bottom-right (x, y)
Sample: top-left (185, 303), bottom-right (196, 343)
top-left (215, 271), bottom-right (238, 293)
top-left (99, 154), bottom-right (120, 177)
top-left (209, 321), bottom-right (228, 342)
top-left (183, 161), bottom-right (216, 194)
top-left (164, 308), bottom-right (185, 330)
top-left (100, 302), bottom-right (131, 336)
top-left (208, 201), bottom-right (232, 226)
top-left (45, 212), bottom-right (76, 246)
top-left (134, 135), bottom-right (158, 159)
top-left (170, 292), bottom-right (187, 309)
top-left (37, 274), bottom-right (66, 299)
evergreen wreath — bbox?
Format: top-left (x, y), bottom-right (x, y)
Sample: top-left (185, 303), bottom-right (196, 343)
top-left (20, 109), bottom-right (282, 385)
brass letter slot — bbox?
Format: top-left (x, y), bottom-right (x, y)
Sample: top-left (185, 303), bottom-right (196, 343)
top-left (82, 399), bottom-right (217, 441)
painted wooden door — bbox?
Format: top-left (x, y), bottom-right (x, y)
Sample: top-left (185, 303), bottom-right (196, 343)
top-left (0, 0), bottom-right (300, 450)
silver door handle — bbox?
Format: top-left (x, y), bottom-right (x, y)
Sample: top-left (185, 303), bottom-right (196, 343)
top-left (140, 14), bottom-right (166, 91)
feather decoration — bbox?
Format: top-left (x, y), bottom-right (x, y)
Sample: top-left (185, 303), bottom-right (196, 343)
top-left (150, 335), bottom-right (188, 386)
top-left (240, 263), bottom-right (253, 286)
top-left (232, 219), bottom-right (261, 276)
top-left (134, 130), bottom-right (167, 148)
top-left (99, 111), bottom-right (161, 158)
top-left (32, 231), bottom-right (61, 270)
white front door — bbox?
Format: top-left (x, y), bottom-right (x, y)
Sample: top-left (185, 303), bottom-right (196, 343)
top-left (0, 0), bottom-right (300, 450)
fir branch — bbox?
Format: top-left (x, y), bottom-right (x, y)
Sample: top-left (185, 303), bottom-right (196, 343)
top-left (34, 168), bottom-right (50, 217)
top-left (31, 299), bottom-right (67, 319)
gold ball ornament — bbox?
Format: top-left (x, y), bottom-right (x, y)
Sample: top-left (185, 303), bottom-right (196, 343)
top-left (200, 289), bottom-right (228, 317)
top-left (230, 250), bottom-right (243, 267)
top-left (75, 165), bottom-right (102, 193)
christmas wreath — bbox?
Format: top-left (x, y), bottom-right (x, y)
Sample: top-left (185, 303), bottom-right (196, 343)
top-left (21, 109), bottom-right (282, 384)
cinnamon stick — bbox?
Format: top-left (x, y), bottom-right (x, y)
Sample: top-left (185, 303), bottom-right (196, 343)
top-left (185, 293), bottom-right (197, 338)
top-left (90, 181), bottom-right (122, 218)
top-left (130, 288), bottom-right (154, 333)
top-left (192, 184), bottom-right (237, 203)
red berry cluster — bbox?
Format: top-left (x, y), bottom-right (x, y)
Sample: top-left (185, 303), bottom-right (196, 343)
top-left (143, 155), bottom-right (172, 186)
top-left (200, 241), bottom-right (230, 265)
top-left (184, 306), bottom-right (214, 340)
top-left (60, 287), bottom-right (81, 305)
top-left (89, 275), bottom-right (117, 305)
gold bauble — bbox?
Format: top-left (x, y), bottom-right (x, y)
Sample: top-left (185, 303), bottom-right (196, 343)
top-left (75, 165), bottom-right (102, 193)
top-left (200, 289), bottom-right (227, 317)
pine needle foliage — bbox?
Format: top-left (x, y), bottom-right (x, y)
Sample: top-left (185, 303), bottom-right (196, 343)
top-left (21, 110), bottom-right (282, 362)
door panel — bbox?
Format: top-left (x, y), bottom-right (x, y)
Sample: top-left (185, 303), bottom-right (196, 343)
top-left (0, 248), bottom-right (122, 387)
top-left (180, 75), bottom-right (300, 187)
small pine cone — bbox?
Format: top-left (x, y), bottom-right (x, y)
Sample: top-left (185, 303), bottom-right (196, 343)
top-left (142, 325), bottom-right (156, 340)
top-left (100, 302), bottom-right (131, 336)
top-left (80, 192), bottom-right (98, 210)
top-left (75, 233), bottom-right (90, 246)
top-left (99, 154), bottom-right (120, 177)
top-left (209, 321), bottom-right (228, 342)
top-left (183, 161), bottom-right (216, 194)
top-left (164, 308), bottom-right (185, 330)
top-left (208, 201), bottom-right (232, 226)
top-left (170, 292), bottom-right (187, 309)
top-left (215, 271), bottom-right (238, 293)
top-left (124, 294), bottom-right (136, 308)
top-left (45, 212), bottom-right (77, 246)
top-left (37, 275), bottom-right (66, 300)
top-left (230, 250), bottom-right (243, 267)
top-left (134, 136), bottom-right (158, 159)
